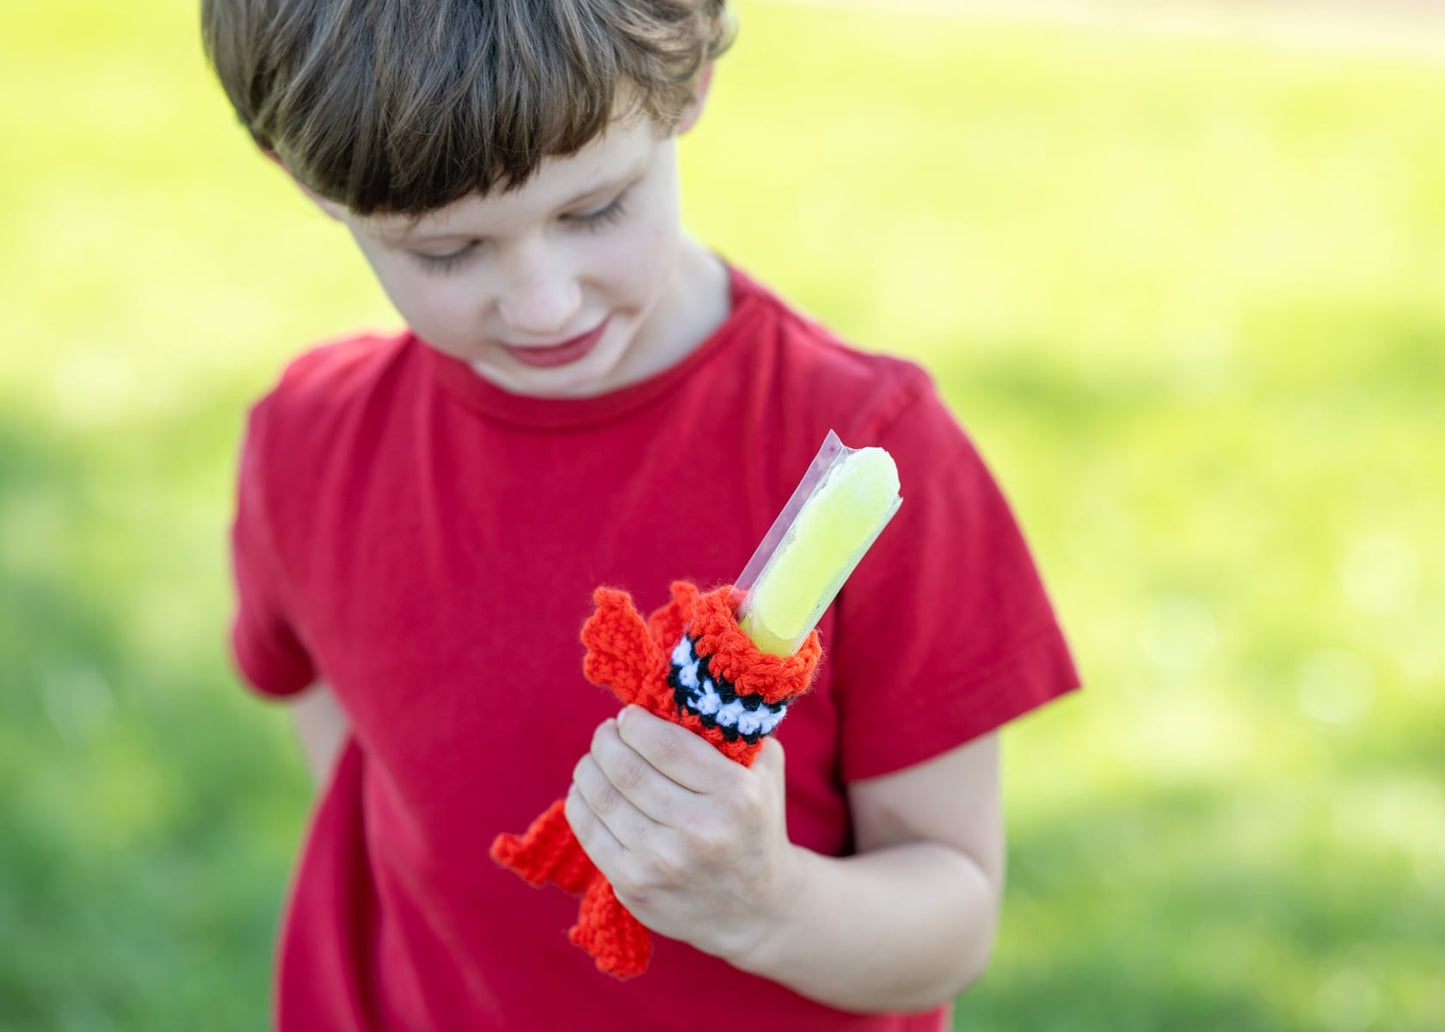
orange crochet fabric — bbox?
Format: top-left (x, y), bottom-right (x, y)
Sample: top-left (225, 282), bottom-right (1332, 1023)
top-left (490, 581), bottom-right (822, 979)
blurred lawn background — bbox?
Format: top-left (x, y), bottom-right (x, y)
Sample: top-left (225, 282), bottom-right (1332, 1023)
top-left (2, 0), bottom-right (1442, 1029)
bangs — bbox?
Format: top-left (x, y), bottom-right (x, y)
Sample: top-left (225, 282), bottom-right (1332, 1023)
top-left (205, 0), bottom-right (733, 215)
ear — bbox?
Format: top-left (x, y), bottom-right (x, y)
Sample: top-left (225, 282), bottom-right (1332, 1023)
top-left (261, 149), bottom-right (348, 222)
top-left (675, 62), bottom-right (715, 136)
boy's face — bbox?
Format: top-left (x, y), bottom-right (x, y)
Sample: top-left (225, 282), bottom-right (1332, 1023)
top-left (322, 112), bottom-right (707, 398)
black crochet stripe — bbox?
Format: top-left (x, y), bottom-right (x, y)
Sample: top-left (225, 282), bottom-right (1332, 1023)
top-left (667, 636), bottom-right (790, 745)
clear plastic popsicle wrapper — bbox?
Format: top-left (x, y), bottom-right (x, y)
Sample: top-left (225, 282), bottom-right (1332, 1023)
top-left (491, 431), bottom-right (900, 980)
top-left (733, 430), bottom-right (904, 655)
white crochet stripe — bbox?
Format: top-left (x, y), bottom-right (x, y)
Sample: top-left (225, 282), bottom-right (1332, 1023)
top-left (669, 637), bottom-right (789, 739)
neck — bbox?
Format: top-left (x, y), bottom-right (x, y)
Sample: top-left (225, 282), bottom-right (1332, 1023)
top-left (614, 236), bottom-right (731, 389)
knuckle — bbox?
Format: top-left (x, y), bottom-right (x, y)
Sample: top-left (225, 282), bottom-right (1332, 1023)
top-left (609, 752), bottom-right (648, 794)
top-left (649, 841), bottom-right (689, 885)
top-left (611, 860), bottom-right (655, 901)
top-left (613, 879), bottom-right (654, 914)
top-left (656, 736), bottom-right (685, 768)
top-left (575, 762), bottom-right (622, 813)
top-left (684, 821), bottom-right (730, 863)
top-left (592, 778), bottom-right (623, 814)
top-left (638, 725), bottom-right (685, 770)
top-left (722, 779), bottom-right (762, 820)
top-left (563, 791), bottom-right (589, 833)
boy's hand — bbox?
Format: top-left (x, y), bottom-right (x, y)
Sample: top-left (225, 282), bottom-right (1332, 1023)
top-left (564, 705), bottom-right (800, 964)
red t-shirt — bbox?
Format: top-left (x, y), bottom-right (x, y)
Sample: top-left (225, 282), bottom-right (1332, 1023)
top-left (231, 266), bottom-right (1078, 1031)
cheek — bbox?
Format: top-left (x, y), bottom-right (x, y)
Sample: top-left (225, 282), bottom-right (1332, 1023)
top-left (596, 211), bottom-right (680, 300)
top-left (379, 271), bottom-right (476, 342)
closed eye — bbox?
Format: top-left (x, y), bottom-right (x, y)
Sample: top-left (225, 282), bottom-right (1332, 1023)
top-left (408, 186), bottom-right (629, 273)
top-left (565, 191), bottom-right (629, 232)
top-left (413, 241), bottom-right (480, 275)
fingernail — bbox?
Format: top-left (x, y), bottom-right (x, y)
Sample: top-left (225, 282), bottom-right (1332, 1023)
top-left (617, 706), bottom-right (629, 725)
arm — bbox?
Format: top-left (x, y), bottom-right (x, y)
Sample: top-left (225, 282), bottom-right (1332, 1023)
top-left (566, 706), bottom-right (1003, 1013)
top-left (289, 681), bottom-right (351, 788)
top-left (751, 732), bottom-right (1003, 1010)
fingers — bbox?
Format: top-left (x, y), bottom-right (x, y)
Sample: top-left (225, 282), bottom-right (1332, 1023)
top-left (615, 705), bottom-right (739, 794)
top-left (563, 781), bottom-right (624, 872)
top-left (570, 728), bottom-right (659, 849)
top-left (568, 711), bottom-right (698, 843)
top-left (569, 707), bottom-right (780, 860)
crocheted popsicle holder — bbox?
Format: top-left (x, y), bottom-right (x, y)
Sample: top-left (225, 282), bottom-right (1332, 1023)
top-left (490, 580), bottom-right (822, 979)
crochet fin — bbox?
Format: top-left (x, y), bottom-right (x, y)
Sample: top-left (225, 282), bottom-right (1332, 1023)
top-left (646, 580), bottom-right (702, 651)
top-left (582, 587), bottom-right (663, 705)
top-left (490, 799), bottom-right (595, 895)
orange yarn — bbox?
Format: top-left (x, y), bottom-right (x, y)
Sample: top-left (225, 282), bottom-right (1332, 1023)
top-left (489, 582), bottom-right (822, 978)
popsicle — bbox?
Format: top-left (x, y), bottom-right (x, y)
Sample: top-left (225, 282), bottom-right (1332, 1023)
top-left (738, 440), bottom-right (902, 656)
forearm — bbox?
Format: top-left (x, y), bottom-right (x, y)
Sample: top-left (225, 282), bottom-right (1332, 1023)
top-left (729, 840), bottom-right (999, 1013)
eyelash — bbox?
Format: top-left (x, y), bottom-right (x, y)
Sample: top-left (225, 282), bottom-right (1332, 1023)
top-left (572, 195), bottom-right (628, 232)
top-left (413, 194), bottom-right (630, 275)
top-left (416, 245), bottom-right (477, 275)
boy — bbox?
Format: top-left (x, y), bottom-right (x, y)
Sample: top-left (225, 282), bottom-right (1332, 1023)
top-left (203, 1), bottom-right (1078, 1029)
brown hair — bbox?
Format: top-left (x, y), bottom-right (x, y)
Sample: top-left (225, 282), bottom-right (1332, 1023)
top-left (201, 0), bottom-right (733, 215)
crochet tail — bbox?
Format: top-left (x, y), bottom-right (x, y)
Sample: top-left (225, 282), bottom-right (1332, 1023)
top-left (570, 875), bottom-right (653, 979)
top-left (489, 799), bottom-right (595, 895)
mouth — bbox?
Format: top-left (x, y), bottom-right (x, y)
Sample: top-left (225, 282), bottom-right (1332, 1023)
top-left (500, 318), bottom-right (611, 369)
top-left (667, 636), bottom-right (790, 744)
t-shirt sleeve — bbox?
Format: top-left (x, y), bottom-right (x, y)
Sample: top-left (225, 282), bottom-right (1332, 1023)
top-left (229, 401), bottom-right (317, 697)
top-left (830, 374), bottom-right (1079, 781)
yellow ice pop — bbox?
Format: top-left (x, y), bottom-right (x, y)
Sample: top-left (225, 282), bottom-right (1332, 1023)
top-left (739, 446), bottom-right (902, 656)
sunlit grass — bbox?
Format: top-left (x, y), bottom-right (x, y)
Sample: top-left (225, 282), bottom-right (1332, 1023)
top-left (2, 1), bottom-right (1442, 1029)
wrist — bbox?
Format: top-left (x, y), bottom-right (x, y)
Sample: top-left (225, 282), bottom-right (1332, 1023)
top-left (721, 842), bottom-right (817, 976)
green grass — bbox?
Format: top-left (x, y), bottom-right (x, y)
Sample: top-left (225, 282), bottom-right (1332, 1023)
top-left (2, 2), bottom-right (1442, 1028)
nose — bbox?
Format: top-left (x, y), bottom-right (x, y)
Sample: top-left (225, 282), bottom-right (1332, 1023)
top-left (496, 237), bottom-right (582, 338)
